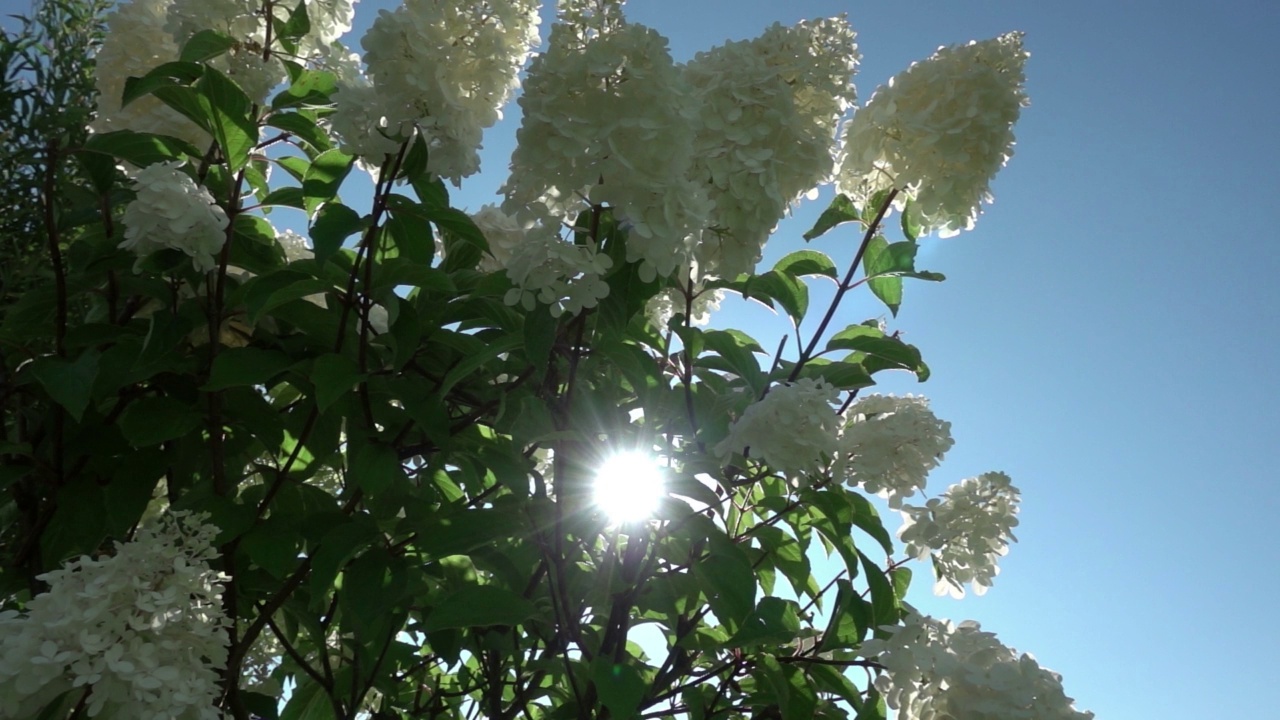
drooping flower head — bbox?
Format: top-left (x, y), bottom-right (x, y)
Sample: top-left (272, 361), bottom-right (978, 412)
top-left (92, 0), bottom-right (210, 148)
top-left (835, 32), bottom-right (1029, 237)
top-left (861, 610), bottom-right (1094, 720)
top-left (898, 471), bottom-right (1021, 597)
top-left (684, 17), bottom-right (860, 279)
top-left (838, 394), bottom-right (954, 507)
top-left (347, 0), bottom-right (540, 181)
top-left (0, 512), bottom-right (228, 719)
top-left (502, 8), bottom-right (710, 281)
top-left (716, 378), bottom-right (841, 477)
top-left (119, 161), bottom-right (230, 273)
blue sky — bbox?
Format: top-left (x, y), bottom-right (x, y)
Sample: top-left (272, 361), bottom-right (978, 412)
top-left (339, 0), bottom-right (1280, 716)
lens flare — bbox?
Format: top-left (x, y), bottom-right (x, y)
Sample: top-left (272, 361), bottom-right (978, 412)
top-left (593, 452), bottom-right (665, 524)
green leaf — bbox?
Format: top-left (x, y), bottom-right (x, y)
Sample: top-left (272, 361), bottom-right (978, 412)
top-left (339, 547), bottom-right (407, 634)
top-left (717, 271), bottom-right (809, 325)
top-left (414, 507), bottom-right (521, 559)
top-left (862, 236), bottom-right (902, 316)
top-left (854, 687), bottom-right (888, 720)
top-left (303, 149), bottom-right (354, 215)
top-left (803, 194), bottom-right (860, 241)
top-left (859, 551), bottom-right (901, 627)
top-left (818, 579), bottom-right (868, 651)
top-left (891, 566), bottom-right (913, 603)
top-left (241, 518), bottom-right (302, 579)
top-left (793, 358), bottom-right (873, 391)
top-left (311, 353), bottom-right (363, 411)
top-left (241, 270), bottom-right (330, 324)
top-left (900, 197), bottom-right (923, 242)
top-left (80, 130), bottom-right (200, 169)
top-left (701, 329), bottom-right (766, 392)
top-left (196, 65), bottom-right (256, 171)
top-left (118, 395), bottom-right (203, 447)
top-left (437, 335), bottom-right (520, 397)
top-left (179, 29), bottom-right (237, 63)
top-left (309, 517), bottom-right (382, 609)
top-left (29, 350), bottom-right (99, 421)
top-left (257, 186), bottom-right (306, 211)
top-left (424, 585), bottom-right (536, 632)
top-left (266, 112), bottom-right (332, 153)
top-left (725, 596), bottom-right (802, 649)
top-left (272, 68), bottom-right (338, 110)
top-left (280, 679), bottom-right (337, 720)
top-left (590, 659), bottom-right (647, 720)
top-left (691, 523), bottom-right (756, 631)
top-left (309, 202), bottom-right (365, 267)
top-left (278, 0), bottom-right (311, 40)
top-left (773, 249), bottom-right (838, 280)
top-left (825, 324), bottom-right (929, 381)
top-left (121, 61), bottom-right (204, 108)
top-left (204, 348), bottom-right (293, 391)
top-left (349, 440), bottom-right (403, 495)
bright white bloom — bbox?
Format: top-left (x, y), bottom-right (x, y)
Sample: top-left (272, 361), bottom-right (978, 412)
top-left (120, 162), bottom-right (229, 272)
top-left (503, 18), bottom-right (711, 281)
top-left (898, 471), bottom-right (1020, 597)
top-left (861, 610), bottom-right (1093, 720)
top-left (838, 394), bottom-right (953, 508)
top-left (0, 513), bottom-right (228, 719)
top-left (165, 0), bottom-right (289, 104)
top-left (471, 204), bottom-right (532, 273)
top-left (644, 285), bottom-right (723, 333)
top-left (91, 0), bottom-right (209, 148)
top-left (685, 18), bottom-right (859, 279)
top-left (503, 226), bottom-right (614, 318)
top-left (835, 32), bottom-right (1029, 238)
top-left (716, 378), bottom-right (840, 476)
top-left (351, 0), bottom-right (540, 181)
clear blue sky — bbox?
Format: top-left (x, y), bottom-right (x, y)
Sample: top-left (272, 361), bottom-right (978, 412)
top-left (11, 0), bottom-right (1277, 715)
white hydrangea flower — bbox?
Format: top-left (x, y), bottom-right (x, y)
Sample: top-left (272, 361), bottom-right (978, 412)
top-left (837, 394), bottom-right (953, 508)
top-left (120, 162), bottom-right (230, 273)
top-left (716, 378), bottom-right (841, 476)
top-left (165, 0), bottom-right (290, 104)
top-left (351, 0), bottom-right (540, 181)
top-left (898, 471), bottom-right (1020, 597)
top-left (471, 204), bottom-right (533, 273)
top-left (685, 17), bottom-right (859, 279)
top-left (502, 226), bottom-right (614, 318)
top-left (0, 513), bottom-right (228, 720)
top-left (835, 32), bottom-right (1029, 238)
top-left (861, 610), bottom-right (1094, 720)
top-left (91, 0), bottom-right (210, 148)
top-left (503, 18), bottom-right (711, 281)
top-left (644, 285), bottom-right (723, 333)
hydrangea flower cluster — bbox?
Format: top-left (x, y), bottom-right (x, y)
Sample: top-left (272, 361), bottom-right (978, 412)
top-left (861, 610), bottom-right (1094, 720)
top-left (502, 223), bottom-right (614, 318)
top-left (838, 394), bottom-right (954, 507)
top-left (119, 161), bottom-right (230, 273)
top-left (502, 18), bottom-right (711, 281)
top-left (337, 0), bottom-right (540, 181)
top-left (0, 512), bottom-right (229, 719)
top-left (644, 284), bottom-right (724, 333)
top-left (685, 18), bottom-right (859, 279)
top-left (898, 471), bottom-right (1021, 597)
top-left (471, 204), bottom-right (534, 273)
top-left (835, 32), bottom-right (1029, 238)
top-left (716, 378), bottom-right (841, 477)
top-left (91, 0), bottom-right (209, 148)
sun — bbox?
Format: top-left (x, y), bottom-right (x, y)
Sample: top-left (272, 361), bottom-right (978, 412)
top-left (593, 451), bottom-right (666, 524)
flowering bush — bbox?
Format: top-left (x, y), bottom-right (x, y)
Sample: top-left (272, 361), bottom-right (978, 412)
top-left (0, 0), bottom-right (1091, 718)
